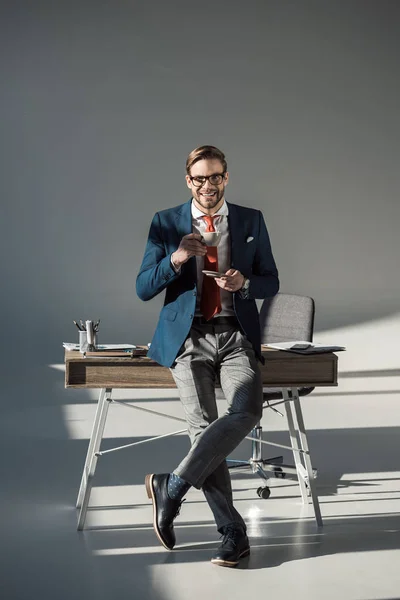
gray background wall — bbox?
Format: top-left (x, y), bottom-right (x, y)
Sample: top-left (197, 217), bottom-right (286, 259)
top-left (1, 0), bottom-right (399, 376)
top-left (1, 3), bottom-right (399, 596)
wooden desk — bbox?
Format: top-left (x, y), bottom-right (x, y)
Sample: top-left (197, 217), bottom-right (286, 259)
top-left (65, 348), bottom-right (338, 389)
top-left (65, 349), bottom-right (338, 530)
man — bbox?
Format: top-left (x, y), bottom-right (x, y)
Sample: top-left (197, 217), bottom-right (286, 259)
top-left (136, 145), bottom-right (279, 567)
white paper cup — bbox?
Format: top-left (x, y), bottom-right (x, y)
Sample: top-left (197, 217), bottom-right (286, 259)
top-left (202, 231), bottom-right (221, 246)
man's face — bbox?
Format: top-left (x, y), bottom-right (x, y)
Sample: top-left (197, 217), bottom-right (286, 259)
top-left (186, 158), bottom-right (229, 214)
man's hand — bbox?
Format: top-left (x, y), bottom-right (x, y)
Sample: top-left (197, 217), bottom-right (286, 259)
top-left (215, 269), bottom-right (245, 292)
top-left (171, 233), bottom-right (207, 269)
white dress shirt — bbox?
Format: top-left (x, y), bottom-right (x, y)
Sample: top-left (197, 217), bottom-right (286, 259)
top-left (191, 199), bottom-right (235, 317)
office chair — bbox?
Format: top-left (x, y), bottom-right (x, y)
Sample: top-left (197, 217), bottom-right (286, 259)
top-left (227, 293), bottom-right (316, 500)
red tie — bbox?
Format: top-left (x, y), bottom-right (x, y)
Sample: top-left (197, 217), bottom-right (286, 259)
top-left (200, 215), bottom-right (222, 321)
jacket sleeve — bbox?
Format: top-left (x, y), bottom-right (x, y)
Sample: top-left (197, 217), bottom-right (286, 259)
top-left (247, 211), bottom-right (279, 299)
top-left (136, 212), bottom-right (180, 301)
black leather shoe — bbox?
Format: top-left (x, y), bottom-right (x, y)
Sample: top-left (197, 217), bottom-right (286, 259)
top-left (145, 473), bottom-right (184, 550)
top-left (211, 525), bottom-right (250, 567)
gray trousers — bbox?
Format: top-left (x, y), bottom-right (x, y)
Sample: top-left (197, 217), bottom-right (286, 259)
top-left (170, 321), bottom-right (263, 532)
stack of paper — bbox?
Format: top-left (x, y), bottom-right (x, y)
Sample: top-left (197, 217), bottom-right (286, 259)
top-left (263, 341), bottom-right (346, 354)
top-left (63, 343), bottom-right (80, 351)
top-left (63, 343), bottom-right (137, 353)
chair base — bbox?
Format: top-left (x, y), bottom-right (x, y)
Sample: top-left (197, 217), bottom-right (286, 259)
top-left (227, 423), bottom-right (317, 501)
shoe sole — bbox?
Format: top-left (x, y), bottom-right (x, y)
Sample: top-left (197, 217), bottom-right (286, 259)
top-left (211, 547), bottom-right (250, 567)
top-left (145, 474), bottom-right (173, 551)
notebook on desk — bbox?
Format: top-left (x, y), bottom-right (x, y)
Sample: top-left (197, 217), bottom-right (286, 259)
top-left (83, 346), bottom-right (149, 357)
top-left (63, 343), bottom-right (149, 357)
top-left (263, 341), bottom-right (346, 354)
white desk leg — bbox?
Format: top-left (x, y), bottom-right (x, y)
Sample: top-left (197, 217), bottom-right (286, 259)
top-left (76, 388), bottom-right (106, 508)
top-left (77, 387), bottom-right (112, 531)
top-left (282, 388), bottom-right (308, 503)
top-left (291, 388), bottom-right (323, 528)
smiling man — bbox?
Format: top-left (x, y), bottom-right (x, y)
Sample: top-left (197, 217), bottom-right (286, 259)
top-left (136, 145), bottom-right (279, 567)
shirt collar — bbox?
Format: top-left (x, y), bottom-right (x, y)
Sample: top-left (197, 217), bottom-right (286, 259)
top-left (191, 198), bottom-right (229, 219)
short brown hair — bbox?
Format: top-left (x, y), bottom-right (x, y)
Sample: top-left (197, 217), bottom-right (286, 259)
top-left (186, 145), bottom-right (227, 175)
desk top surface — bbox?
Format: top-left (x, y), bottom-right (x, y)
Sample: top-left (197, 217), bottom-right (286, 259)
top-left (65, 347), bottom-right (337, 362)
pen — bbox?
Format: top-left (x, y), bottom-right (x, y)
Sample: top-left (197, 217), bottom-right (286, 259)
top-left (73, 320), bottom-right (83, 331)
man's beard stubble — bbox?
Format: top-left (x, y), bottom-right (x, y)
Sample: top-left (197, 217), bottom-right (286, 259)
top-left (193, 186), bottom-right (225, 212)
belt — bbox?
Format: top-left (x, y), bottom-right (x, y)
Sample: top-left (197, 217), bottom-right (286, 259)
top-left (192, 316), bottom-right (239, 327)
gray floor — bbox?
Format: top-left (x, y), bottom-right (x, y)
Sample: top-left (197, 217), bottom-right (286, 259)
top-left (1, 335), bottom-right (400, 600)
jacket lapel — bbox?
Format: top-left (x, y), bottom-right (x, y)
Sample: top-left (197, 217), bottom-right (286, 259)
top-left (174, 199), bottom-right (197, 282)
top-left (227, 201), bottom-right (241, 268)
top-left (174, 198), bottom-right (192, 239)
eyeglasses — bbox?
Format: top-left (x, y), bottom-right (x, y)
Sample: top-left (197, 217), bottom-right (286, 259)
top-left (189, 173), bottom-right (226, 187)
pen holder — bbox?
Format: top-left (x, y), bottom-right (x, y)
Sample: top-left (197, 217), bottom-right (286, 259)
top-left (79, 330), bottom-right (97, 352)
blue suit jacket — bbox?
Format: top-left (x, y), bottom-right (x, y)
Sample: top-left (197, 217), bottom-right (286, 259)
top-left (136, 199), bottom-right (279, 367)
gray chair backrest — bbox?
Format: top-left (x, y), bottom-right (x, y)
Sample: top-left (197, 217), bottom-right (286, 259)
top-left (259, 293), bottom-right (315, 344)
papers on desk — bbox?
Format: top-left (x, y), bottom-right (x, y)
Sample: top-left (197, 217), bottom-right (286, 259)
top-left (63, 343), bottom-right (80, 351)
top-left (62, 343), bottom-right (150, 357)
top-left (263, 341), bottom-right (346, 354)
top-left (63, 342), bottom-right (136, 356)
top-left (89, 344), bottom-right (137, 350)
top-left (63, 343), bottom-right (136, 351)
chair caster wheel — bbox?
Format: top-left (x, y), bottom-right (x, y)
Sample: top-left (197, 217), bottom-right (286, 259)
top-left (257, 486), bottom-right (271, 499)
top-left (274, 467), bottom-right (286, 479)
